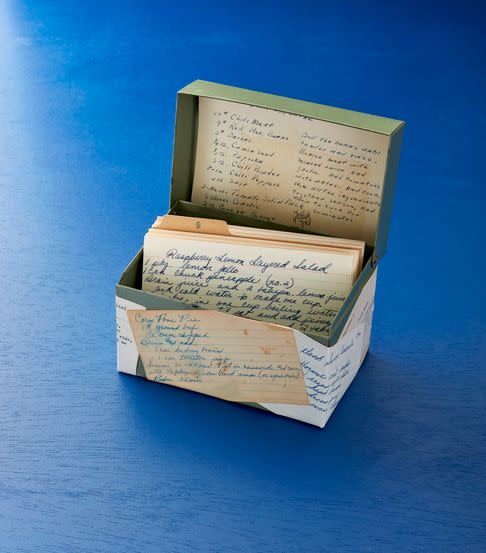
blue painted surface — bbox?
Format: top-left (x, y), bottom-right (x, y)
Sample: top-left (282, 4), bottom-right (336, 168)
top-left (1, 1), bottom-right (485, 551)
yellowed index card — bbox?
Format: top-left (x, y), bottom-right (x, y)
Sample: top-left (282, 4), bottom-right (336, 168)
top-left (191, 97), bottom-right (390, 245)
top-left (142, 230), bottom-right (357, 337)
top-left (127, 309), bottom-right (308, 404)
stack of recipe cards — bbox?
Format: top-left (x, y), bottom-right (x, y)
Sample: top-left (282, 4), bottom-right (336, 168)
top-left (141, 215), bottom-right (365, 338)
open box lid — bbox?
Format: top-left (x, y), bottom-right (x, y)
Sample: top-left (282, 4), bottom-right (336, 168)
top-left (169, 80), bottom-right (404, 259)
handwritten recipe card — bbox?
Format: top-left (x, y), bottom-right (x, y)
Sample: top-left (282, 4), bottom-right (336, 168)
top-left (127, 309), bottom-right (308, 404)
top-left (191, 97), bottom-right (389, 245)
top-left (142, 216), bottom-right (363, 338)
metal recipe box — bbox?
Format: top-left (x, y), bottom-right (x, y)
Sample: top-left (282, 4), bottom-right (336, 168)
top-left (116, 80), bottom-right (404, 427)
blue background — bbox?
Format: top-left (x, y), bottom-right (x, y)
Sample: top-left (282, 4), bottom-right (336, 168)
top-left (1, 1), bottom-right (485, 551)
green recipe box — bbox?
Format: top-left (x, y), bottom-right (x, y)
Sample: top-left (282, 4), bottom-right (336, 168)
top-left (115, 80), bottom-right (404, 427)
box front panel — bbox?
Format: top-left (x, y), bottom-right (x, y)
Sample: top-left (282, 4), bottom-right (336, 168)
top-left (116, 250), bottom-right (377, 427)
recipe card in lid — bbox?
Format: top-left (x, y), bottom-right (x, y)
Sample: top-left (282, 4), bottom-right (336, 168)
top-left (169, 80), bottom-right (404, 259)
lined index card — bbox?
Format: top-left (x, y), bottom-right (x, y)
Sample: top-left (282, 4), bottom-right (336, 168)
top-left (128, 309), bottom-right (308, 404)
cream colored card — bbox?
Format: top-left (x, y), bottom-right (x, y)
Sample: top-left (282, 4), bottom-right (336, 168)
top-left (152, 214), bottom-right (365, 270)
top-left (127, 309), bottom-right (308, 404)
top-left (142, 230), bottom-right (357, 337)
top-left (191, 97), bottom-right (389, 245)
